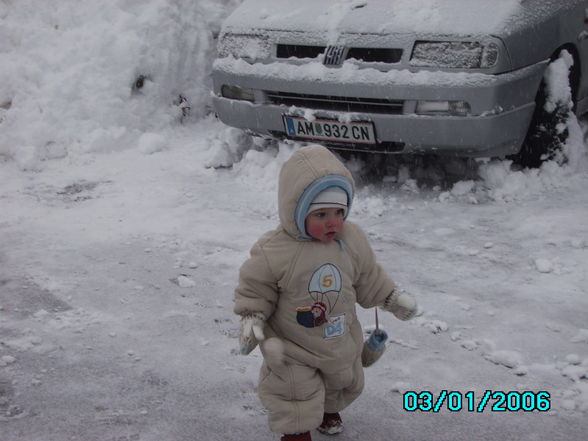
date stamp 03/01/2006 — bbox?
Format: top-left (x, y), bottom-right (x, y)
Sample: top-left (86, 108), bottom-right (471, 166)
top-left (403, 390), bottom-right (551, 413)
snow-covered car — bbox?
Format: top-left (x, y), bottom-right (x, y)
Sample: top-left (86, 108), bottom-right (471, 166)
top-left (211, 0), bottom-right (588, 165)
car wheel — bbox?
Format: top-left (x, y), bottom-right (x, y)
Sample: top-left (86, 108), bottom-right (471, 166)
top-left (512, 49), bottom-right (576, 168)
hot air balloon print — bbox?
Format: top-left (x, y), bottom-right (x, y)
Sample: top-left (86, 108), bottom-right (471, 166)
top-left (296, 263), bottom-right (343, 329)
top-left (308, 263), bottom-right (342, 312)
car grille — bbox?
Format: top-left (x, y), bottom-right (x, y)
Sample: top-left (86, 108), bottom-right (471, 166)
top-left (276, 44), bottom-right (403, 64)
top-left (276, 44), bottom-right (325, 59)
top-left (346, 47), bottom-right (402, 63)
top-left (266, 91), bottom-right (404, 114)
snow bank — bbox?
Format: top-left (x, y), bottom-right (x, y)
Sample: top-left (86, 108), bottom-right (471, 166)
top-left (0, 0), bottom-right (239, 168)
top-left (437, 49), bottom-right (587, 204)
top-left (473, 49), bottom-right (588, 202)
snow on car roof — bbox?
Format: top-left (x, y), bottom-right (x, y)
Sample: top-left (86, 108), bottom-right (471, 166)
top-left (223, 0), bottom-right (525, 38)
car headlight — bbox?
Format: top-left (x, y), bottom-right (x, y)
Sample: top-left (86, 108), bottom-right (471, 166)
top-left (410, 41), bottom-right (499, 69)
top-left (217, 33), bottom-right (271, 61)
top-left (416, 100), bottom-right (471, 116)
top-left (221, 85), bottom-right (255, 102)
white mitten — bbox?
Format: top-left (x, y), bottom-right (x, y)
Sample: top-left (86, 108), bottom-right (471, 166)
top-left (239, 312), bottom-right (266, 355)
top-left (382, 290), bottom-right (417, 321)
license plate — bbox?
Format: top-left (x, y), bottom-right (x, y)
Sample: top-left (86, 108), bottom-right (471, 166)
top-left (282, 115), bottom-right (376, 144)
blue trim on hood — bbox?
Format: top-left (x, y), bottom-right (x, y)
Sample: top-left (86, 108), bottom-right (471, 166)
top-left (295, 175), bottom-right (354, 240)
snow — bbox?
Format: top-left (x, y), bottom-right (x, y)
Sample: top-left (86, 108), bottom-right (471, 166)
top-left (571, 329), bottom-right (588, 344)
top-left (0, 0), bottom-right (234, 166)
top-left (544, 51), bottom-right (575, 114)
top-left (1, 1), bottom-right (588, 441)
top-left (214, 56), bottom-right (498, 88)
top-left (223, 0), bottom-right (524, 37)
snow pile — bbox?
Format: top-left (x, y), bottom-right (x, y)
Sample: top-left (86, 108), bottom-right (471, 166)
top-left (227, 127), bottom-right (587, 209)
top-left (0, 0), bottom-right (238, 169)
top-left (544, 51), bottom-right (574, 114)
top-left (232, 142), bottom-right (296, 211)
top-left (473, 49), bottom-right (587, 202)
top-left (205, 127), bottom-right (254, 169)
top-left (474, 159), bottom-right (577, 202)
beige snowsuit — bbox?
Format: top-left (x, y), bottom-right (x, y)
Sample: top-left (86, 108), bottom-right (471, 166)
top-left (234, 145), bottom-right (396, 434)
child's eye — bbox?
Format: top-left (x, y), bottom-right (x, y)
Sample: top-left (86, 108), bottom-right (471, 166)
top-left (336, 209), bottom-right (345, 216)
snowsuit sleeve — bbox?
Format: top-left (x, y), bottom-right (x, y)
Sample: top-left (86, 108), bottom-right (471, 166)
top-left (346, 222), bottom-right (396, 309)
top-left (234, 237), bottom-right (279, 319)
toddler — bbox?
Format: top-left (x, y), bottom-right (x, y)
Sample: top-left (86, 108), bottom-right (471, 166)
top-left (235, 145), bottom-right (417, 441)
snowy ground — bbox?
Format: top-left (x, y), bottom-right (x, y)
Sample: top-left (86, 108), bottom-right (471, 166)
top-left (2, 1), bottom-right (588, 441)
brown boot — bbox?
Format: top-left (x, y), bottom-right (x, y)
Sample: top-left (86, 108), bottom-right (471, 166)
top-left (281, 432), bottom-right (312, 441)
top-left (317, 412), bottom-right (343, 435)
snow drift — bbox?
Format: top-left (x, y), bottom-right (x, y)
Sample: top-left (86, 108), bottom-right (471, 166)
top-left (0, 0), bottom-right (238, 168)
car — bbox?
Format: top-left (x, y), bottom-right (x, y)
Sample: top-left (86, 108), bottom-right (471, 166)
top-left (211, 0), bottom-right (588, 166)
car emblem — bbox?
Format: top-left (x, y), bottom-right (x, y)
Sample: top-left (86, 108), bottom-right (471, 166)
top-left (323, 45), bottom-right (346, 66)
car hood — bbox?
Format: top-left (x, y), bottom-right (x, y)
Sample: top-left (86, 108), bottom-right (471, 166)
top-left (222, 0), bottom-right (530, 39)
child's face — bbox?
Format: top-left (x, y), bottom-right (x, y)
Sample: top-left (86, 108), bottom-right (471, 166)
top-left (305, 207), bottom-right (345, 243)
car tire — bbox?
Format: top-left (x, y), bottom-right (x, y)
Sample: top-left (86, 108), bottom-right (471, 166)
top-left (512, 50), bottom-right (576, 168)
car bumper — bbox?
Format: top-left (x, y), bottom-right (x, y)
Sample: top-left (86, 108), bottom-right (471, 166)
top-left (212, 59), bottom-right (548, 157)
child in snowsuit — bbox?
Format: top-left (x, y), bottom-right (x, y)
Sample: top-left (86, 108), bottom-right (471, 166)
top-left (234, 145), bottom-right (417, 441)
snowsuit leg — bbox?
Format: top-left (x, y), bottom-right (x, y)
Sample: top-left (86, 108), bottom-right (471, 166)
top-left (323, 356), bottom-right (364, 413)
top-left (258, 361), bottom-right (325, 434)
top-left (258, 356), bottom-right (364, 434)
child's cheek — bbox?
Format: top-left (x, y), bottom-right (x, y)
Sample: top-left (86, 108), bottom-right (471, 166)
top-left (306, 221), bottom-right (324, 239)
